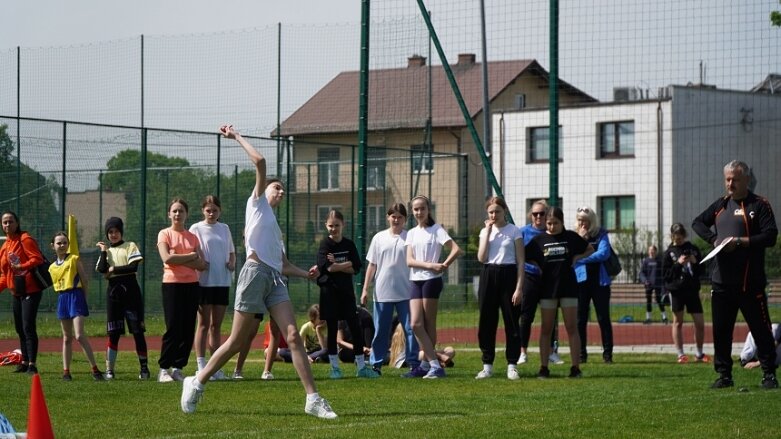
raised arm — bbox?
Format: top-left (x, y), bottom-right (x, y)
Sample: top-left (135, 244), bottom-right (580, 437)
top-left (221, 124), bottom-right (266, 198)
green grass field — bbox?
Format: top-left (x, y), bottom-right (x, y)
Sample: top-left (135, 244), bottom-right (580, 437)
top-left (2, 349), bottom-right (778, 438)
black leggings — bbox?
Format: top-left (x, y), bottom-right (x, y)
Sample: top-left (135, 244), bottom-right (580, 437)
top-left (13, 291), bottom-right (43, 364)
top-left (645, 287), bottom-right (666, 313)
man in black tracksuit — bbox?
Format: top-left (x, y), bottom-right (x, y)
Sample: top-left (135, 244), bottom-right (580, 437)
top-left (692, 160), bottom-right (778, 389)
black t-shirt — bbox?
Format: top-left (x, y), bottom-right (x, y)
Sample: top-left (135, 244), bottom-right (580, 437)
top-left (316, 236), bottom-right (362, 295)
top-left (526, 230), bottom-right (589, 299)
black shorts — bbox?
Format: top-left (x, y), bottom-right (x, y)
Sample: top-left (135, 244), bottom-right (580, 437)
top-left (670, 289), bottom-right (703, 314)
top-left (199, 286), bottom-right (230, 306)
top-left (410, 277), bottom-right (444, 300)
top-left (319, 287), bottom-right (358, 321)
top-left (106, 276), bottom-right (146, 335)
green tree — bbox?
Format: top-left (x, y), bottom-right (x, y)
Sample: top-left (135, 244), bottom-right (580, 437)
top-left (0, 124), bottom-right (13, 169)
top-left (773, 2), bottom-right (781, 26)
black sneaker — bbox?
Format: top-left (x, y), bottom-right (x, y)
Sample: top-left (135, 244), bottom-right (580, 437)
top-left (579, 354), bottom-right (588, 364)
top-left (711, 375), bottom-right (734, 389)
top-left (761, 373), bottom-right (779, 389)
top-left (139, 367), bottom-right (151, 380)
top-left (26, 365), bottom-right (38, 375)
top-left (62, 373), bottom-right (72, 381)
top-left (643, 319), bottom-right (652, 325)
top-left (92, 370), bottom-right (105, 381)
top-left (537, 366), bottom-right (550, 379)
top-left (568, 366), bottom-right (583, 378)
top-left (372, 366), bottom-right (382, 376)
top-left (603, 355), bottom-right (613, 364)
top-left (12, 364), bottom-right (28, 373)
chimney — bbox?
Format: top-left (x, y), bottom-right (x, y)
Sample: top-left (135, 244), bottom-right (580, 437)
top-left (457, 53), bottom-right (476, 66)
top-left (408, 54), bottom-right (426, 67)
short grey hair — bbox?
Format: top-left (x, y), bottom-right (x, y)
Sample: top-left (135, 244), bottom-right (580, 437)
top-left (723, 160), bottom-right (749, 176)
top-left (724, 160), bottom-right (757, 191)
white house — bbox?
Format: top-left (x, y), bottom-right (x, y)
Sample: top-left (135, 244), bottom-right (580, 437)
top-left (492, 83), bottom-right (781, 249)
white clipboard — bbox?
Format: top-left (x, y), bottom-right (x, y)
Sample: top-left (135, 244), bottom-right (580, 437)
top-left (699, 237), bottom-right (732, 264)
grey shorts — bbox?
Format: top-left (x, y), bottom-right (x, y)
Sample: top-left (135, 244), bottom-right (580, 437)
top-left (234, 259), bottom-right (289, 316)
top-left (540, 297), bottom-right (578, 310)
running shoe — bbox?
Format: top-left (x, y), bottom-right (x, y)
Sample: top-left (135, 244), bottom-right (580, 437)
top-left (475, 369), bottom-right (492, 379)
top-left (401, 365), bottom-right (427, 378)
top-left (181, 376), bottom-right (204, 414)
top-left (711, 375), bottom-right (734, 389)
top-left (305, 396), bottom-right (337, 419)
top-left (423, 367), bottom-right (445, 379)
top-left (329, 366), bottom-right (343, 379)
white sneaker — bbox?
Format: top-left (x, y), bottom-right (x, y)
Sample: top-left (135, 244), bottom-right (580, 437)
top-left (507, 368), bottom-right (520, 381)
top-left (517, 352), bottom-right (528, 365)
top-left (305, 396), bottom-right (338, 419)
top-left (475, 369), bottom-right (493, 379)
top-left (549, 352), bottom-right (565, 365)
top-left (261, 371), bottom-right (275, 381)
top-left (171, 368), bottom-right (185, 382)
top-left (158, 368), bottom-right (174, 383)
top-left (180, 377), bottom-right (204, 414)
top-left (232, 370), bottom-right (244, 380)
top-left (210, 369), bottom-right (227, 381)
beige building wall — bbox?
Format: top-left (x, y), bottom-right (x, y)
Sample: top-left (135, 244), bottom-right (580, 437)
top-left (65, 191), bottom-right (127, 246)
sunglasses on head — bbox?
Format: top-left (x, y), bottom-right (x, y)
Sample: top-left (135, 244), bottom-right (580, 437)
top-left (577, 207), bottom-right (591, 213)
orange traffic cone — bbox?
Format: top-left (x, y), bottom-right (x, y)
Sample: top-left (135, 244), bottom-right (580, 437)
top-left (27, 374), bottom-right (54, 439)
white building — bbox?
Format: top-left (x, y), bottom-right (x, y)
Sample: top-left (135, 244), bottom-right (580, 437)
top-left (492, 84), bottom-right (781, 250)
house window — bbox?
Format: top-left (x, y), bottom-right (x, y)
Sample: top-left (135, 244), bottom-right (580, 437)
top-left (318, 148), bottom-right (340, 190)
top-left (599, 196), bottom-right (635, 232)
top-left (367, 205), bottom-right (384, 231)
top-left (411, 144), bottom-right (433, 173)
top-left (599, 121), bottom-right (634, 158)
top-left (367, 149), bottom-right (386, 190)
top-left (514, 93), bottom-right (526, 110)
top-left (527, 126), bottom-right (563, 163)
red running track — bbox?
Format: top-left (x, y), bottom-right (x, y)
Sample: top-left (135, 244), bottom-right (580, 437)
top-left (0, 323), bottom-right (749, 353)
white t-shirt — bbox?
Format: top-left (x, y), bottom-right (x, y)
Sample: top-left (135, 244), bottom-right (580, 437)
top-left (244, 193), bottom-right (283, 273)
top-left (479, 223), bottom-right (522, 265)
top-left (366, 229), bottom-right (410, 302)
top-left (405, 223), bottom-right (452, 281)
top-left (189, 221), bottom-right (235, 287)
